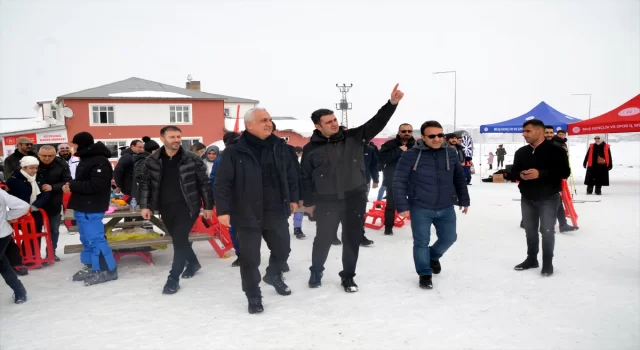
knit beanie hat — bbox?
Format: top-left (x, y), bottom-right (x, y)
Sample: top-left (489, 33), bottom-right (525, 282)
top-left (141, 136), bottom-right (160, 153)
top-left (72, 132), bottom-right (94, 150)
top-left (19, 156), bottom-right (40, 168)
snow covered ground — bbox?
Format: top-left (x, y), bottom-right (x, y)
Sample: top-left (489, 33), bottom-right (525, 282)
top-left (1, 154), bottom-right (639, 350)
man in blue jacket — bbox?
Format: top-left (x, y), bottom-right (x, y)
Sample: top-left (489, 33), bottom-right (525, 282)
top-left (393, 121), bottom-right (470, 290)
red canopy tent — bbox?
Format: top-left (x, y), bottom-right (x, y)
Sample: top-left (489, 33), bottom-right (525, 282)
top-left (568, 94), bottom-right (640, 135)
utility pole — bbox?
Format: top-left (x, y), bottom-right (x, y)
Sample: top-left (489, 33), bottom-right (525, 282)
top-left (335, 83), bottom-right (353, 127)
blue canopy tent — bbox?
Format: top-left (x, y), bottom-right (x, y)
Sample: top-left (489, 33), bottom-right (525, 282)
top-left (480, 101), bottom-right (581, 134)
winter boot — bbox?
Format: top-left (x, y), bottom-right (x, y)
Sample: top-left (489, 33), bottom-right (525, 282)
top-left (294, 227), bottom-right (306, 239)
top-left (231, 257), bottom-right (240, 267)
top-left (419, 275), bottom-right (433, 289)
top-left (247, 295), bottom-right (264, 314)
top-left (263, 272), bottom-right (292, 296)
top-left (162, 277), bottom-right (180, 295)
top-left (309, 271), bottom-right (323, 288)
top-left (10, 280), bottom-right (27, 304)
top-left (514, 257), bottom-right (539, 271)
top-left (541, 257), bottom-right (554, 277)
top-left (559, 224), bottom-right (578, 233)
top-left (72, 264), bottom-right (92, 281)
top-left (384, 228), bottom-right (393, 236)
top-left (341, 277), bottom-right (358, 293)
top-left (430, 259), bottom-right (442, 274)
top-left (360, 236), bottom-right (374, 247)
top-left (181, 261), bottom-right (201, 279)
top-left (84, 269), bottom-right (118, 286)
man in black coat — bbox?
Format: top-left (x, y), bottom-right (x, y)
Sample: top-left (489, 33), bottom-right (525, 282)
top-left (214, 109), bottom-right (299, 314)
top-left (378, 122), bottom-right (415, 235)
top-left (511, 120), bottom-right (571, 277)
top-left (114, 139), bottom-right (143, 223)
top-left (63, 132), bottom-right (117, 286)
top-left (37, 145), bottom-right (72, 260)
top-left (301, 84), bottom-right (404, 293)
top-left (140, 126), bottom-right (213, 295)
top-left (4, 137), bottom-right (36, 177)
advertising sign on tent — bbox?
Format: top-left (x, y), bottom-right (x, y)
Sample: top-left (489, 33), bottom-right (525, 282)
top-left (480, 101), bottom-right (581, 134)
top-left (568, 94), bottom-right (640, 135)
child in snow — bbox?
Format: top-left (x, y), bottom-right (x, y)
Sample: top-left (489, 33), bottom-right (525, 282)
top-left (0, 188), bottom-right (30, 304)
top-left (487, 152), bottom-right (494, 170)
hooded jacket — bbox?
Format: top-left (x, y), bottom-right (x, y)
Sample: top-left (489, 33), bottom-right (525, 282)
top-left (302, 101), bottom-right (397, 206)
top-left (113, 148), bottom-right (135, 195)
top-left (130, 151), bottom-right (152, 200)
top-left (392, 139), bottom-right (470, 212)
top-left (379, 135), bottom-right (416, 187)
top-left (68, 142), bottom-right (114, 213)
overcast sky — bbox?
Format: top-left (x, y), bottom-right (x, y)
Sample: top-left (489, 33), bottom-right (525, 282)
top-left (0, 0), bottom-right (638, 133)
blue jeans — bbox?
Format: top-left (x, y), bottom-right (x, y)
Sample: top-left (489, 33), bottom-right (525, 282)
top-left (48, 213), bottom-right (61, 252)
top-left (293, 211), bottom-right (304, 228)
top-left (409, 206), bottom-right (457, 276)
top-left (229, 225), bottom-right (239, 256)
top-left (377, 185), bottom-right (386, 201)
top-left (74, 211), bottom-right (117, 271)
top-left (521, 193), bottom-right (559, 259)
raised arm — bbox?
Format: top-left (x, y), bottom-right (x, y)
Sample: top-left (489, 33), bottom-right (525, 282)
top-left (352, 84), bottom-right (404, 142)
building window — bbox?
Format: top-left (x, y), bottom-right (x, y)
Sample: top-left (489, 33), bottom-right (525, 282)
top-left (181, 138), bottom-right (201, 149)
top-left (100, 140), bottom-right (128, 158)
top-left (170, 105), bottom-right (190, 123)
top-left (51, 109), bottom-right (57, 120)
top-left (224, 108), bottom-right (230, 117)
top-left (91, 105), bottom-right (115, 124)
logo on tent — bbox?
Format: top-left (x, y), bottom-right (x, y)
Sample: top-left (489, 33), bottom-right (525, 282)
top-left (525, 116), bottom-right (535, 120)
top-left (618, 107), bottom-right (640, 117)
top-left (572, 127), bottom-right (580, 134)
top-left (483, 127), bottom-right (488, 132)
top-left (556, 126), bottom-right (562, 131)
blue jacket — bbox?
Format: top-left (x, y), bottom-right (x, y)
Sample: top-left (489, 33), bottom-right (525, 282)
top-left (392, 139), bottom-right (470, 212)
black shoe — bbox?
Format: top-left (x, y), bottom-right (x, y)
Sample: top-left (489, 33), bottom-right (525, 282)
top-left (294, 227), bottom-right (306, 239)
top-left (430, 259), bottom-right (441, 274)
top-left (361, 236), bottom-right (374, 247)
top-left (559, 224), bottom-right (578, 233)
top-left (13, 265), bottom-right (28, 276)
top-left (181, 262), bottom-right (201, 279)
top-left (332, 238), bottom-right (342, 245)
top-left (309, 271), bottom-right (323, 288)
top-left (595, 192), bottom-right (602, 195)
top-left (341, 277), bottom-right (358, 293)
top-left (162, 277), bottom-right (180, 294)
top-left (72, 265), bottom-right (92, 281)
top-left (384, 229), bottom-right (393, 236)
top-left (541, 259), bottom-right (554, 276)
top-left (419, 275), bottom-right (433, 289)
top-left (281, 262), bottom-right (290, 273)
top-left (11, 281), bottom-right (27, 304)
top-left (84, 269), bottom-right (118, 286)
top-left (263, 273), bottom-right (292, 296)
top-left (247, 296), bottom-right (264, 314)
top-left (54, 255), bottom-right (61, 262)
top-left (231, 257), bottom-right (240, 267)
top-left (514, 258), bottom-right (539, 271)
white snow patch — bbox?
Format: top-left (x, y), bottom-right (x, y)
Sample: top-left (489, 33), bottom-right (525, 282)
top-left (108, 91), bottom-right (192, 98)
top-left (1, 143), bottom-right (640, 350)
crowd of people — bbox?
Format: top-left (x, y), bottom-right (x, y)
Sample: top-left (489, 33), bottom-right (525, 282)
top-left (0, 84), bottom-right (615, 313)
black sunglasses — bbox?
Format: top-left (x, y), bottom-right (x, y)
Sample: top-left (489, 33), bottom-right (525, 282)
top-left (399, 130), bottom-right (413, 134)
top-left (425, 133), bottom-right (445, 139)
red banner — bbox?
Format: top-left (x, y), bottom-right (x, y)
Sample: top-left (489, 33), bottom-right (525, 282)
top-left (4, 133), bottom-right (37, 146)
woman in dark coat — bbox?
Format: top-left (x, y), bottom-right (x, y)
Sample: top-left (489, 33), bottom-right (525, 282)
top-left (6, 156), bottom-right (51, 258)
top-left (583, 136), bottom-right (613, 195)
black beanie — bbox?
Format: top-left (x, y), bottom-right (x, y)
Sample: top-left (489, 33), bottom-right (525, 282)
top-left (72, 132), bottom-right (94, 150)
top-left (141, 136), bottom-right (160, 153)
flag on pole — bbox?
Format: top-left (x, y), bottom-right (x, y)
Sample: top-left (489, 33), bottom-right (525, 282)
top-left (233, 105), bottom-right (241, 132)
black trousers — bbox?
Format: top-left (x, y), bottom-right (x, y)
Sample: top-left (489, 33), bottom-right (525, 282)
top-left (521, 193), bottom-right (559, 260)
top-left (0, 236), bottom-right (20, 288)
top-left (236, 214), bottom-right (290, 297)
top-left (311, 192), bottom-right (367, 279)
top-left (160, 206), bottom-right (199, 281)
top-left (384, 185), bottom-right (396, 231)
top-left (497, 158), bottom-right (504, 168)
top-left (557, 201), bottom-right (568, 227)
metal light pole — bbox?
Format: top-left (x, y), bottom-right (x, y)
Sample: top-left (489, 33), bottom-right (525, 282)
top-left (433, 70), bottom-right (457, 131)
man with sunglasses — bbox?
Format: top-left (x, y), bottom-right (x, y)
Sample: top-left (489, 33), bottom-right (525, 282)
top-left (393, 121), bottom-right (470, 290)
top-left (379, 123), bottom-right (415, 236)
top-left (301, 84), bottom-right (404, 293)
top-left (3, 137), bottom-right (36, 178)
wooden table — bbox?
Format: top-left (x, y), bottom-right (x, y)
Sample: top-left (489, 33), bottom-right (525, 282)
top-left (63, 209), bottom-right (167, 234)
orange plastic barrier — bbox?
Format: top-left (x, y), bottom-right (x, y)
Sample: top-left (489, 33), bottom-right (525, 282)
top-left (560, 179), bottom-right (579, 227)
top-left (11, 210), bottom-right (55, 269)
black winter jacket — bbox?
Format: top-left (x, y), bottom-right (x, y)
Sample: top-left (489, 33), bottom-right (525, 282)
top-left (139, 146), bottom-right (213, 217)
top-left (130, 151), bottom-right (151, 201)
top-left (511, 140), bottom-right (571, 200)
top-left (379, 134), bottom-right (416, 187)
top-left (364, 144), bottom-right (379, 184)
top-left (113, 148), bottom-right (135, 195)
top-left (214, 134), bottom-right (299, 229)
top-left (301, 101), bottom-right (397, 206)
top-left (6, 169), bottom-right (51, 210)
top-left (38, 157), bottom-right (72, 215)
top-left (68, 142), bottom-right (113, 213)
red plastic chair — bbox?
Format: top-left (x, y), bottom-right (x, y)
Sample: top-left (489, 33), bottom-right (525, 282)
top-left (190, 207), bottom-right (234, 258)
top-left (363, 200), bottom-right (408, 230)
top-left (11, 210), bottom-right (55, 269)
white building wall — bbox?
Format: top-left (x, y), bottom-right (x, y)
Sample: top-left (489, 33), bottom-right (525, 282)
top-left (88, 103), bottom-right (194, 126)
top-left (223, 102), bottom-right (258, 121)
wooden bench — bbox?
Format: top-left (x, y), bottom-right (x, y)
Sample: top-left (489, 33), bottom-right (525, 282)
top-left (63, 233), bottom-right (212, 254)
top-left (67, 221), bottom-right (144, 232)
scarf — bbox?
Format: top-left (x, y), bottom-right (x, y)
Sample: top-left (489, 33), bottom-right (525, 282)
top-left (20, 169), bottom-right (41, 205)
